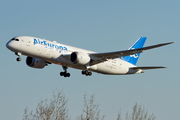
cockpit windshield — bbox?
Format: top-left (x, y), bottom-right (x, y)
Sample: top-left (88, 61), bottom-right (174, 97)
top-left (11, 37), bottom-right (19, 41)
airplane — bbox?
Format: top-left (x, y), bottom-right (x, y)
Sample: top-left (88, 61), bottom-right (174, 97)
top-left (6, 36), bottom-right (174, 77)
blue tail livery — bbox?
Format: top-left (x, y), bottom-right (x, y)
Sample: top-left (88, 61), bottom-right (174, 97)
top-left (122, 37), bottom-right (147, 65)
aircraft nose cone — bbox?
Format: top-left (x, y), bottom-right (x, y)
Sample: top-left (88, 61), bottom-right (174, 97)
top-left (6, 41), bottom-right (13, 50)
top-left (6, 41), bottom-right (10, 49)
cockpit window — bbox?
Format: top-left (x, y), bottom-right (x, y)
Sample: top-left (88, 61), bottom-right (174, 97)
top-left (11, 37), bottom-right (19, 41)
top-left (11, 37), bottom-right (15, 40)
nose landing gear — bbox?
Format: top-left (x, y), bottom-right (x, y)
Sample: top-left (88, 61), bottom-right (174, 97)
top-left (16, 57), bottom-right (21, 61)
top-left (15, 52), bottom-right (22, 61)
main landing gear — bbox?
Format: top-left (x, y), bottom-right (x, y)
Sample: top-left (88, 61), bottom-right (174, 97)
top-left (59, 66), bottom-right (93, 77)
top-left (15, 52), bottom-right (22, 61)
top-left (82, 70), bottom-right (92, 76)
top-left (60, 66), bottom-right (70, 77)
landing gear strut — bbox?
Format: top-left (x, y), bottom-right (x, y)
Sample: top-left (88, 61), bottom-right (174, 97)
top-left (60, 66), bottom-right (70, 77)
top-left (82, 70), bottom-right (92, 76)
top-left (15, 52), bottom-right (22, 61)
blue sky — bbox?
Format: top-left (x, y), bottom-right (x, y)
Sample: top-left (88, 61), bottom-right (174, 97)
top-left (0, 0), bottom-right (179, 119)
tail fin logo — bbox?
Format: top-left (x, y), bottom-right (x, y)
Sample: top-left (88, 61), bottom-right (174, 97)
top-left (130, 53), bottom-right (138, 58)
top-left (129, 48), bottom-right (138, 58)
top-left (122, 37), bottom-right (147, 65)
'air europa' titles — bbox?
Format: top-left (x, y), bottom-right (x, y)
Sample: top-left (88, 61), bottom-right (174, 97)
top-left (34, 39), bottom-right (68, 53)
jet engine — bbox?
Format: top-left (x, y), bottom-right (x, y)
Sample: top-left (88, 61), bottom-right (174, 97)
top-left (26, 56), bottom-right (46, 69)
top-left (70, 52), bottom-right (91, 65)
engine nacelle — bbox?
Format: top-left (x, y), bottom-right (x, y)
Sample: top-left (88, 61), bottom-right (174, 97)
top-left (26, 57), bottom-right (46, 69)
top-left (70, 52), bottom-right (90, 65)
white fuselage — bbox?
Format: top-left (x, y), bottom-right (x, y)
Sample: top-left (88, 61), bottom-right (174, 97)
top-left (6, 36), bottom-right (142, 75)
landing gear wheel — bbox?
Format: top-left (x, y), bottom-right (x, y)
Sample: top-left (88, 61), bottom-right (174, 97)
top-left (88, 72), bottom-right (92, 76)
top-left (60, 72), bottom-right (64, 76)
top-left (16, 57), bottom-right (21, 61)
top-left (82, 70), bottom-right (92, 76)
top-left (82, 70), bottom-right (85, 75)
top-left (66, 73), bottom-right (70, 77)
top-left (64, 72), bottom-right (70, 77)
top-left (60, 71), bottom-right (70, 77)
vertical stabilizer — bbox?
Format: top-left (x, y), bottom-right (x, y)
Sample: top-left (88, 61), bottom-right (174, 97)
top-left (122, 37), bottom-right (147, 65)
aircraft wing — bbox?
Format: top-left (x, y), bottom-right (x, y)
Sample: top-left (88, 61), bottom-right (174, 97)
top-left (89, 41), bottom-right (174, 65)
top-left (130, 66), bottom-right (166, 70)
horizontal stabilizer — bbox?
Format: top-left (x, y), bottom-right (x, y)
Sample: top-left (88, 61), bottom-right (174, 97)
top-left (130, 66), bottom-right (166, 70)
